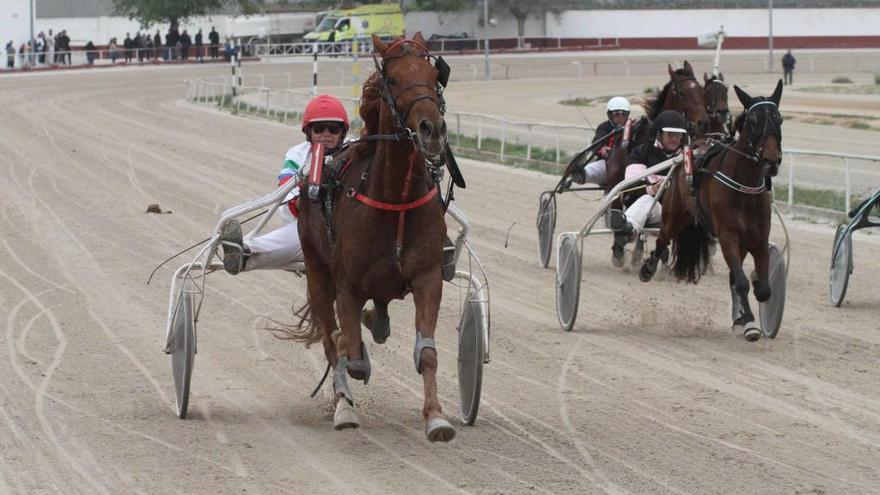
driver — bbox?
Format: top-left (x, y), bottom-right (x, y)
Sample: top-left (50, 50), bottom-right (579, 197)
top-left (611, 110), bottom-right (688, 266)
top-left (220, 94), bottom-right (350, 274)
top-left (570, 96), bottom-right (631, 185)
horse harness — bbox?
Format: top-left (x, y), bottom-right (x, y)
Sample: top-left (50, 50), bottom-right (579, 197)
top-left (308, 39), bottom-right (459, 261)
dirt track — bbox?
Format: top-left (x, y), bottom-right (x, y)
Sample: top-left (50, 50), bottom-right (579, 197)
top-left (1, 61), bottom-right (880, 494)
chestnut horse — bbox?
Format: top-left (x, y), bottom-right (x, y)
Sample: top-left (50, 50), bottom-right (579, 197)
top-left (604, 61), bottom-right (710, 207)
top-left (703, 73), bottom-right (733, 136)
top-left (295, 33), bottom-right (455, 441)
top-left (639, 81), bottom-right (784, 342)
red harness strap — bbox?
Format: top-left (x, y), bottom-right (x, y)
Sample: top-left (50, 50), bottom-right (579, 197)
top-left (350, 150), bottom-right (437, 258)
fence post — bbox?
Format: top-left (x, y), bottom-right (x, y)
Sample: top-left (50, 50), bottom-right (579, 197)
top-left (500, 122), bottom-right (507, 162)
top-left (526, 124), bottom-right (532, 161)
top-left (456, 113), bottom-right (461, 147)
top-left (283, 91), bottom-right (289, 122)
top-left (312, 48), bottom-right (318, 96)
top-left (844, 157), bottom-right (851, 213)
top-left (477, 116), bottom-right (482, 150)
top-left (556, 134), bottom-right (561, 164)
top-left (787, 152), bottom-right (794, 210)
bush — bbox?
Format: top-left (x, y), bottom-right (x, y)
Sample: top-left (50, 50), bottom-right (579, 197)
top-left (831, 76), bottom-right (853, 84)
top-left (874, 73), bottom-right (880, 86)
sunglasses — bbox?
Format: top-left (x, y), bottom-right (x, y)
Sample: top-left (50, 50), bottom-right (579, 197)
top-left (310, 123), bottom-right (344, 135)
top-left (610, 111), bottom-right (629, 117)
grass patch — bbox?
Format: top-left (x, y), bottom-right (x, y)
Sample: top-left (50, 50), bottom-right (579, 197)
top-left (875, 73), bottom-right (880, 85)
top-left (449, 132), bottom-right (571, 173)
top-left (831, 76), bottom-right (853, 84)
top-left (774, 184), bottom-right (868, 212)
top-left (560, 94), bottom-right (636, 107)
top-left (794, 84), bottom-right (879, 95)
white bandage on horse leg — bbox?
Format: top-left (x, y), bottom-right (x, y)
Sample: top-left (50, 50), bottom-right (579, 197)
top-left (333, 357), bottom-right (354, 405)
top-left (413, 331), bottom-right (436, 374)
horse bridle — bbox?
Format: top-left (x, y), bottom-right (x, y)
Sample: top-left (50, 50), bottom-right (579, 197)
top-left (370, 39), bottom-right (447, 151)
top-left (742, 100), bottom-right (782, 164)
top-left (704, 79), bottom-right (730, 121)
top-left (668, 75), bottom-right (703, 134)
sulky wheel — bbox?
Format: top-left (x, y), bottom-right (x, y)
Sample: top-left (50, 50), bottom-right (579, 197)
top-left (758, 243), bottom-right (787, 339)
top-left (457, 290), bottom-right (485, 426)
top-left (537, 192), bottom-right (557, 268)
top-left (829, 225), bottom-right (853, 307)
top-left (169, 277), bottom-right (197, 419)
top-left (556, 233), bottom-right (582, 332)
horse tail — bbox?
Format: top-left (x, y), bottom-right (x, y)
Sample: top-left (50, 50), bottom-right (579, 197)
top-left (264, 300), bottom-right (324, 346)
top-left (670, 223), bottom-right (712, 283)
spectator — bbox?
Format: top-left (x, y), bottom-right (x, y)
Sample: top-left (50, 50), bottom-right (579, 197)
top-left (35, 32), bottom-right (45, 64)
top-left (123, 32), bottom-right (133, 63)
top-left (47, 29), bottom-right (55, 64)
top-left (144, 33), bottom-right (153, 61)
top-left (194, 28), bottom-right (203, 61)
top-left (6, 40), bottom-right (14, 69)
top-left (166, 27), bottom-right (180, 60)
top-left (85, 41), bottom-right (96, 65)
top-left (57, 30), bottom-right (71, 65)
top-left (223, 37), bottom-right (235, 62)
top-left (782, 49), bottom-right (796, 86)
top-left (209, 26), bottom-right (219, 60)
top-left (135, 31), bottom-right (145, 62)
top-left (180, 29), bottom-right (191, 61)
top-left (18, 42), bottom-right (27, 67)
top-left (109, 37), bottom-right (119, 63)
top-left (153, 30), bottom-right (162, 59)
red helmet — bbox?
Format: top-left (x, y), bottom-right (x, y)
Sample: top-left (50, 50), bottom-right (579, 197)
top-left (301, 94), bottom-right (349, 133)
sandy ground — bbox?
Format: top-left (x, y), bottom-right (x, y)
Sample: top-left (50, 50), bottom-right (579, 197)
top-left (1, 58), bottom-right (880, 494)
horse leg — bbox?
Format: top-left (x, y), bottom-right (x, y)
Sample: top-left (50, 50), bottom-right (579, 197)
top-left (302, 257), bottom-right (359, 429)
top-left (751, 243), bottom-right (772, 303)
top-left (411, 272), bottom-right (455, 442)
top-left (329, 288), bottom-right (365, 430)
top-left (640, 211), bottom-right (678, 283)
top-left (720, 237), bottom-right (761, 342)
top-left (361, 300), bottom-right (391, 344)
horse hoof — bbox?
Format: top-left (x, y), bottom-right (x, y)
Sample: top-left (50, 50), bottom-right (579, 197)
top-left (639, 259), bottom-right (657, 283)
top-left (362, 307), bottom-right (390, 344)
top-left (333, 400), bottom-right (360, 430)
top-left (425, 417), bottom-right (456, 443)
top-left (743, 322), bottom-right (762, 342)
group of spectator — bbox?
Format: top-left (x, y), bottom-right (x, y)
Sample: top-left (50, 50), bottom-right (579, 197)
top-left (5, 29), bottom-right (71, 68)
top-left (4, 26), bottom-right (225, 69)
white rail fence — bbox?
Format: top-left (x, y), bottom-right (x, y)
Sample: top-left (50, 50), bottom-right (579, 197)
top-left (185, 76), bottom-right (880, 215)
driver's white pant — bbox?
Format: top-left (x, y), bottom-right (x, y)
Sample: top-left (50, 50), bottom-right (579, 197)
top-left (624, 195), bottom-right (662, 233)
top-left (582, 159), bottom-right (607, 185)
top-left (242, 221), bottom-right (303, 271)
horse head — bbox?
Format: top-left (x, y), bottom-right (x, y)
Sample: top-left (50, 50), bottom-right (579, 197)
top-left (733, 80), bottom-right (784, 178)
top-left (372, 33), bottom-right (447, 160)
top-left (666, 61), bottom-right (710, 136)
top-left (703, 72), bottom-right (731, 134)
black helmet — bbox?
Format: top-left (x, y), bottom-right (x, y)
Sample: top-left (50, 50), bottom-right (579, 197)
top-left (653, 111), bottom-right (688, 136)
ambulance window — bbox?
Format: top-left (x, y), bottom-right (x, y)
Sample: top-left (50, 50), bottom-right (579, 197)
top-left (362, 21), bottom-right (369, 29)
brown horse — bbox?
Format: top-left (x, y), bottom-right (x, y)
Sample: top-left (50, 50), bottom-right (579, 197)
top-left (703, 72), bottom-right (732, 136)
top-left (295, 33), bottom-right (455, 441)
top-left (604, 61), bottom-right (710, 207)
top-left (639, 81), bottom-right (784, 342)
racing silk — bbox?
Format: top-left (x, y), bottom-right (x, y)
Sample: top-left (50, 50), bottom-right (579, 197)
top-left (277, 139), bottom-right (351, 222)
top-left (624, 140), bottom-right (682, 203)
top-left (591, 120), bottom-right (617, 147)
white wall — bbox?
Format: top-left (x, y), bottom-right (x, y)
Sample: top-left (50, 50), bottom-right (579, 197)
top-left (547, 8), bottom-right (880, 38)
top-left (0, 0), bottom-right (32, 46)
top-left (405, 11), bottom-right (545, 39)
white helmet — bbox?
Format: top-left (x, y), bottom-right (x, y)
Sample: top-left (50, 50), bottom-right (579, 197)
top-left (606, 96), bottom-right (631, 113)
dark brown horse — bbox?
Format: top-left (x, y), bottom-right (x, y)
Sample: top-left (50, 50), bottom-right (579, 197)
top-left (639, 81), bottom-right (784, 342)
top-left (604, 61), bottom-right (711, 206)
top-left (703, 72), bottom-right (732, 136)
top-left (295, 33), bottom-right (455, 441)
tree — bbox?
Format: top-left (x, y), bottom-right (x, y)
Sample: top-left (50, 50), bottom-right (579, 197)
top-left (492, 0), bottom-right (567, 39)
top-left (112, 0), bottom-right (262, 31)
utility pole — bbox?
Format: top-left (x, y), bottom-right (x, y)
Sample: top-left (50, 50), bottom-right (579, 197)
top-left (29, 0), bottom-right (35, 47)
top-left (483, 0), bottom-right (490, 79)
top-left (768, 0), bottom-right (774, 72)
